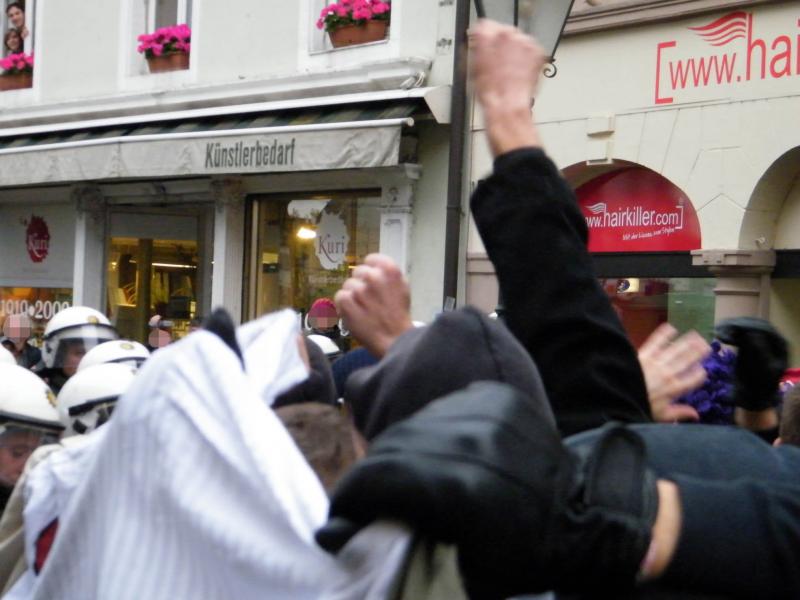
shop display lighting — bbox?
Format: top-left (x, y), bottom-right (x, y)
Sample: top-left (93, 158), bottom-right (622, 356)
top-left (296, 226), bottom-right (318, 240)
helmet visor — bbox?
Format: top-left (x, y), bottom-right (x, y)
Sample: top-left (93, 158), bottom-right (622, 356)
top-left (51, 331), bottom-right (118, 372)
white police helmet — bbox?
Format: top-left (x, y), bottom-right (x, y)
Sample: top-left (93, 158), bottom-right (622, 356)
top-left (0, 364), bottom-right (63, 435)
top-left (307, 334), bottom-right (341, 361)
top-left (0, 344), bottom-right (15, 366)
top-left (78, 340), bottom-right (150, 372)
top-left (42, 307), bottom-right (118, 370)
top-left (57, 363), bottom-right (136, 437)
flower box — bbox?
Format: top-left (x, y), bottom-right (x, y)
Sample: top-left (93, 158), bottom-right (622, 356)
top-left (0, 52), bottom-right (33, 92)
top-left (137, 24), bottom-right (191, 74)
top-left (318, 0), bottom-right (390, 49)
top-left (0, 70), bottom-right (32, 92)
top-left (329, 20), bottom-right (388, 48)
top-left (146, 51), bottom-right (190, 74)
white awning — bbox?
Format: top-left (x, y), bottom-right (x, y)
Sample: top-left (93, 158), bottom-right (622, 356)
top-left (0, 103), bottom-right (418, 187)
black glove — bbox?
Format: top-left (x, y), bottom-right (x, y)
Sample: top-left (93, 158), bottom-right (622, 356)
top-left (316, 382), bottom-right (658, 599)
top-left (714, 317), bottom-right (788, 412)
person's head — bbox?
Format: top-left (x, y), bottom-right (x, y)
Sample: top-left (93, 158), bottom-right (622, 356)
top-left (2, 312), bottom-right (32, 355)
top-left (4, 28), bottom-right (22, 53)
top-left (275, 402), bottom-right (363, 493)
top-left (776, 386), bottom-right (800, 447)
top-left (273, 337), bottom-right (338, 408)
top-left (78, 339), bottom-right (150, 372)
top-left (5, 3), bottom-right (24, 30)
top-left (42, 306), bottom-right (118, 377)
top-left (345, 305), bottom-right (554, 440)
top-left (307, 298), bottom-right (339, 333)
top-left (0, 363), bottom-right (63, 488)
top-left (57, 363), bottom-right (137, 437)
top-left (148, 315), bottom-right (173, 349)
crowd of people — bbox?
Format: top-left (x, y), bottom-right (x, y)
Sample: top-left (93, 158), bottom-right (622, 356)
top-left (0, 17), bottom-right (798, 599)
top-left (3, 3), bottom-right (27, 56)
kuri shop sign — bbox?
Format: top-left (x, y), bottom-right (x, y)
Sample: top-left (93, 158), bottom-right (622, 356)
top-left (576, 168), bottom-right (701, 253)
top-left (655, 10), bottom-right (800, 105)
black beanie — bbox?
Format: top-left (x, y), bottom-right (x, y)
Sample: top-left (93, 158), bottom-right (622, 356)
top-left (274, 337), bottom-right (338, 408)
top-left (344, 305), bottom-right (555, 440)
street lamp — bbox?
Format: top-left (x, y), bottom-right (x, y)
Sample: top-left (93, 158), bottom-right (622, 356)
top-left (474, 0), bottom-right (575, 74)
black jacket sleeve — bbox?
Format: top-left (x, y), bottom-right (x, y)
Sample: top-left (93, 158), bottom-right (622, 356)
top-left (470, 147), bottom-right (651, 436)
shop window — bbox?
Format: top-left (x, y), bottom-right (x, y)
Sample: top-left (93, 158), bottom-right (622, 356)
top-left (2, 0), bottom-right (34, 55)
top-left (128, 0), bottom-right (193, 76)
top-left (249, 191), bottom-right (382, 332)
top-left (600, 277), bottom-right (716, 348)
top-left (0, 287), bottom-right (73, 361)
top-left (107, 237), bottom-right (199, 348)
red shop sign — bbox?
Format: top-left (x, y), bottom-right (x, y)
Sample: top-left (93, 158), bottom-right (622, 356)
top-left (25, 215), bottom-right (51, 263)
top-left (576, 168), bottom-right (701, 253)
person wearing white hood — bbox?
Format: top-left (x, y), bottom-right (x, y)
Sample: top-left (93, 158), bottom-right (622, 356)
top-left (0, 363), bottom-right (137, 598)
top-left (28, 308), bottom-right (414, 600)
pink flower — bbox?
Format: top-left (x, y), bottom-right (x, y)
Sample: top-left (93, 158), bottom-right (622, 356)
top-left (151, 43), bottom-right (164, 56)
top-left (0, 52), bottom-right (33, 73)
top-left (372, 2), bottom-right (389, 14)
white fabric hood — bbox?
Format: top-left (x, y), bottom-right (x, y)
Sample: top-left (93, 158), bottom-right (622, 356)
top-left (32, 310), bottom-right (343, 600)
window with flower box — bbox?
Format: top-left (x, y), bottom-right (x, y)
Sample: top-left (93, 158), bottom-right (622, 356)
top-left (0, 0), bottom-right (34, 91)
top-left (128, 0), bottom-right (193, 76)
top-left (310, 0), bottom-right (392, 54)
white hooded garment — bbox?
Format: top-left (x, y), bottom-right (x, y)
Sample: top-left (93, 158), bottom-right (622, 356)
top-left (27, 309), bottom-right (386, 600)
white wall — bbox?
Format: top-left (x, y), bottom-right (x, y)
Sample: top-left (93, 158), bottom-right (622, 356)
top-left (37, 0), bottom-right (123, 100)
top-left (1, 0), bottom-right (451, 121)
top-left (195, 0), bottom-right (299, 82)
top-left (409, 121), bottom-right (449, 323)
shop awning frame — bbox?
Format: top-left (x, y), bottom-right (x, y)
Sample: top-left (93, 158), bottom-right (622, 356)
top-left (0, 99), bottom-right (425, 186)
top-left (0, 117), bottom-right (414, 156)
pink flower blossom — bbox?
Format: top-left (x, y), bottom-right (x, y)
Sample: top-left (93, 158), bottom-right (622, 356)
top-left (317, 0), bottom-right (391, 33)
top-left (0, 51), bottom-right (34, 74)
top-left (136, 24), bottom-right (191, 57)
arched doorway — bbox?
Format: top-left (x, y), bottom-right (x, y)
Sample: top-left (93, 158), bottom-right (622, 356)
top-left (745, 146), bottom-right (800, 367)
top-left (574, 166), bottom-right (712, 347)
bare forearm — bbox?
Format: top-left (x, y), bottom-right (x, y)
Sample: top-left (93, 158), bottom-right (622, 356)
top-left (483, 105), bottom-right (541, 157)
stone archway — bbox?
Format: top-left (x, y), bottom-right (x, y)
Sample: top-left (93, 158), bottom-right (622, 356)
top-left (740, 146), bottom-right (800, 250)
top-left (745, 146), bottom-right (800, 366)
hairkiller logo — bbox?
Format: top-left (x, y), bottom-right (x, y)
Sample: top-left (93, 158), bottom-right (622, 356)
top-left (655, 11), bottom-right (800, 104)
top-left (205, 138), bottom-right (296, 169)
top-left (584, 202), bottom-right (684, 231)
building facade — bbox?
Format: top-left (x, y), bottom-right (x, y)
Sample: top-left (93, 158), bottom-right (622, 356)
top-left (467, 0), bottom-right (800, 366)
top-left (0, 0), bottom-right (459, 345)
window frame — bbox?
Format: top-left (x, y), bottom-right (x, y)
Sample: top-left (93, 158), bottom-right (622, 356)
top-left (119, 0), bottom-right (196, 87)
top-left (303, 0), bottom-right (395, 59)
top-left (1, 0), bottom-right (35, 55)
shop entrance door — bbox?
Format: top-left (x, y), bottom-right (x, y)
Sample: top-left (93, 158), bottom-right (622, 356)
top-left (107, 208), bottom-right (209, 348)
